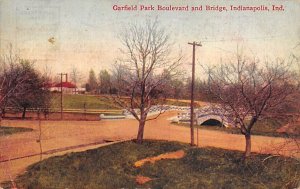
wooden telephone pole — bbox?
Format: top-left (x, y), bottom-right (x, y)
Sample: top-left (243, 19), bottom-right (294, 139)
top-left (188, 41), bottom-right (202, 146)
top-left (58, 73), bottom-right (67, 120)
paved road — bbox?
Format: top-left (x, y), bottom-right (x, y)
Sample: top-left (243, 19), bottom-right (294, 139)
top-left (0, 111), bottom-right (298, 182)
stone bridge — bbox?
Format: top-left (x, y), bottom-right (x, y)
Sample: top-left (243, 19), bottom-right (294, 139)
top-left (122, 105), bottom-right (234, 128)
top-left (176, 106), bottom-right (234, 128)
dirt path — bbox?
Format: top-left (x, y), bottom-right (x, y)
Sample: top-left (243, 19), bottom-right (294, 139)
top-left (0, 111), bottom-right (298, 182)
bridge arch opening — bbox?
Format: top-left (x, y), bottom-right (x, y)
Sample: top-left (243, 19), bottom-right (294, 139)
top-left (200, 119), bottom-right (224, 127)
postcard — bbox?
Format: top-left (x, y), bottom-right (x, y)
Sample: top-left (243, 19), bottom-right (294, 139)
top-left (0, 0), bottom-right (299, 188)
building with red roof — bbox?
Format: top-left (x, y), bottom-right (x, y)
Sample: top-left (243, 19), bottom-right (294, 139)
top-left (53, 82), bottom-right (76, 88)
top-left (48, 82), bottom-right (85, 94)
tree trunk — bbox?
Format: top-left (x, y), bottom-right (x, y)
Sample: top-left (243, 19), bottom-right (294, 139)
top-left (38, 114), bottom-right (43, 161)
top-left (0, 110), bottom-right (2, 127)
top-left (244, 134), bottom-right (251, 158)
top-left (1, 108), bottom-right (5, 118)
top-left (243, 116), bottom-right (257, 158)
top-left (22, 107), bottom-right (27, 119)
top-left (136, 119), bottom-right (146, 144)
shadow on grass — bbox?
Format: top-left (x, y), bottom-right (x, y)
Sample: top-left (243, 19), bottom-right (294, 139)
top-left (0, 126), bottom-right (33, 136)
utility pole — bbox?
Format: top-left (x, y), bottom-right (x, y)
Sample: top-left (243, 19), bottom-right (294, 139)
top-left (58, 73), bottom-right (67, 120)
top-left (188, 41), bottom-right (202, 146)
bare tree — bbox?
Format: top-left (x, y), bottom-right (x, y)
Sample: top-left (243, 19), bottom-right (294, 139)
top-left (11, 61), bottom-right (51, 119)
top-left (0, 45), bottom-right (52, 121)
top-left (207, 53), bottom-right (297, 158)
top-left (42, 64), bottom-right (53, 82)
top-left (0, 45), bottom-right (27, 188)
top-left (70, 66), bottom-right (83, 94)
top-left (110, 19), bottom-right (182, 144)
top-left (0, 47), bottom-right (29, 124)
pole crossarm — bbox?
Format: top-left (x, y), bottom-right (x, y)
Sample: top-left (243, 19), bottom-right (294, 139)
top-left (188, 42), bottom-right (202, 47)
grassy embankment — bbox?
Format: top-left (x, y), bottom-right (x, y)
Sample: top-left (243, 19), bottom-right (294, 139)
top-left (173, 118), bottom-right (299, 138)
top-left (51, 94), bottom-right (191, 115)
top-left (3, 140), bottom-right (299, 189)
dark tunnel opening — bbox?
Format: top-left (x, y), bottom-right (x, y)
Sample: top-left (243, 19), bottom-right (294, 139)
top-left (200, 119), bottom-right (223, 127)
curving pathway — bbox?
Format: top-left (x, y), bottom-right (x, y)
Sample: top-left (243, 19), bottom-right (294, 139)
top-left (0, 111), bottom-right (298, 183)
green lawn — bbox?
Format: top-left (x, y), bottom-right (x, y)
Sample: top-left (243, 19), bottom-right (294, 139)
top-left (4, 140), bottom-right (300, 189)
top-left (165, 99), bottom-right (193, 107)
top-left (51, 94), bottom-right (120, 110)
top-left (173, 118), bottom-right (298, 138)
top-left (51, 94), bottom-right (191, 110)
top-left (0, 126), bottom-right (33, 136)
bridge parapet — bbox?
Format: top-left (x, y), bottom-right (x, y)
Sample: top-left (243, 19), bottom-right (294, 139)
top-left (177, 105), bottom-right (235, 128)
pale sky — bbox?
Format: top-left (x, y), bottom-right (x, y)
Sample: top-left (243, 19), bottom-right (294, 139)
top-left (0, 0), bottom-right (299, 79)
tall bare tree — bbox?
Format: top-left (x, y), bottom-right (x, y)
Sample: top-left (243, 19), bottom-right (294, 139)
top-left (207, 53), bottom-right (297, 157)
top-left (70, 66), bottom-right (83, 93)
top-left (110, 20), bottom-right (182, 144)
